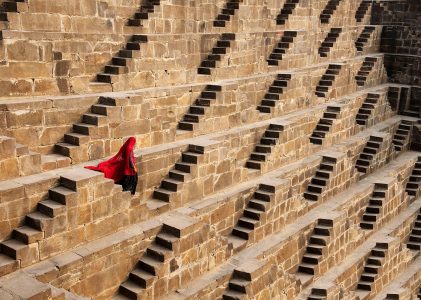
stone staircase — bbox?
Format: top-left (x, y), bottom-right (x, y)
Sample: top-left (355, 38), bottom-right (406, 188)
top-left (230, 184), bottom-right (276, 241)
top-left (359, 183), bottom-right (388, 230)
top-left (297, 219), bottom-right (333, 275)
top-left (355, 56), bottom-right (378, 87)
top-left (267, 31), bottom-right (298, 66)
top-left (96, 34), bottom-right (148, 83)
top-left (95, 0), bottom-right (162, 83)
top-left (315, 64), bottom-right (342, 97)
top-left (222, 269), bottom-right (252, 299)
top-left (127, 0), bottom-right (161, 26)
top-left (356, 243), bottom-right (389, 292)
top-left (213, 0), bottom-right (242, 27)
top-left (55, 96), bottom-right (129, 163)
top-left (257, 74), bottom-right (292, 113)
top-left (152, 145), bottom-right (204, 203)
top-left (309, 106), bottom-right (341, 145)
top-left (406, 208), bottom-right (421, 250)
top-left (354, 135), bottom-right (384, 174)
top-left (198, 33), bottom-right (236, 75)
top-left (276, 0), bottom-right (300, 25)
top-left (319, 28), bottom-right (342, 57)
top-left (405, 157), bottom-right (421, 197)
top-left (320, 0), bottom-right (342, 24)
top-left (355, 93), bottom-right (380, 126)
top-left (245, 124), bottom-right (285, 169)
top-left (355, 0), bottom-right (371, 22)
top-left (392, 120), bottom-right (412, 152)
top-left (356, 26), bottom-right (376, 52)
top-left (0, 177), bottom-right (77, 277)
top-left (118, 220), bottom-right (195, 298)
top-left (177, 85), bottom-right (222, 131)
top-left (303, 157), bottom-right (336, 201)
top-left (308, 288), bottom-right (327, 300)
top-left (0, 0), bottom-right (26, 38)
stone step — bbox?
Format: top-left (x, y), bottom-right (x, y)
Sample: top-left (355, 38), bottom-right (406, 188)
top-left (304, 191), bottom-right (319, 201)
top-left (238, 217), bottom-right (260, 230)
top-left (153, 188), bottom-right (173, 202)
top-left (307, 244), bottom-right (324, 255)
top-left (232, 226), bottom-right (253, 240)
top-left (0, 239), bottom-right (28, 260)
top-left (13, 226), bottom-right (43, 244)
top-left (129, 268), bottom-right (155, 288)
top-left (83, 113), bottom-right (108, 126)
top-left (119, 280), bottom-right (144, 298)
top-left (37, 200), bottom-right (66, 218)
top-left (49, 186), bottom-right (77, 205)
top-left (175, 162), bottom-right (196, 173)
top-left (138, 255), bottom-right (161, 276)
top-left (222, 289), bottom-right (247, 300)
top-left (228, 277), bottom-right (249, 293)
top-left (155, 232), bottom-right (178, 250)
top-left (302, 253), bottom-right (321, 264)
top-left (0, 253), bottom-right (18, 277)
top-left (309, 234), bottom-right (329, 246)
top-left (314, 225), bottom-right (331, 236)
top-left (161, 178), bottom-right (183, 192)
top-left (64, 133), bottom-right (90, 146)
top-left (254, 190), bottom-right (273, 201)
top-left (146, 243), bottom-right (173, 262)
top-left (298, 262), bottom-right (315, 275)
top-left (168, 169), bottom-right (190, 182)
top-left (243, 208), bottom-right (263, 220)
top-left (248, 199), bottom-right (270, 211)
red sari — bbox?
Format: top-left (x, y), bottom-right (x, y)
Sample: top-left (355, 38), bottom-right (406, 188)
top-left (85, 137), bottom-right (138, 194)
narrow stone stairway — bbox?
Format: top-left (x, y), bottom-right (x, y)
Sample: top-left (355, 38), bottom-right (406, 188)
top-left (356, 243), bottom-right (388, 292)
top-left (405, 157), bottom-right (421, 197)
top-left (198, 33), bottom-right (236, 75)
top-left (315, 64), bottom-right (342, 97)
top-left (355, 93), bottom-right (380, 125)
top-left (97, 34), bottom-right (148, 83)
top-left (303, 157), bottom-right (336, 201)
top-left (355, 56), bottom-right (378, 86)
top-left (320, 0), bottom-right (342, 24)
top-left (276, 0), bottom-right (300, 25)
top-left (354, 135), bottom-right (384, 174)
top-left (257, 74), bottom-right (292, 113)
top-left (55, 96), bottom-right (127, 163)
top-left (359, 183), bottom-right (388, 230)
top-left (406, 208), bottom-right (421, 250)
top-left (177, 85), bottom-right (222, 131)
top-left (355, 0), bottom-right (371, 22)
top-left (152, 145), bottom-right (204, 203)
top-left (355, 26), bottom-right (375, 52)
top-left (392, 120), bottom-right (413, 152)
top-left (309, 106), bottom-right (341, 145)
top-left (267, 31), bottom-right (298, 65)
top-left (297, 219), bottom-right (333, 275)
top-left (128, 0), bottom-right (161, 26)
top-left (213, 0), bottom-right (242, 27)
top-left (319, 28), bottom-right (342, 57)
top-left (245, 124), bottom-right (285, 169)
top-left (119, 229), bottom-right (178, 298)
top-left (230, 184), bottom-right (276, 240)
top-left (222, 269), bottom-right (251, 300)
top-left (0, 178), bottom-right (76, 276)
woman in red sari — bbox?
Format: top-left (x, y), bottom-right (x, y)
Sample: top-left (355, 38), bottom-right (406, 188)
top-left (85, 137), bottom-right (138, 195)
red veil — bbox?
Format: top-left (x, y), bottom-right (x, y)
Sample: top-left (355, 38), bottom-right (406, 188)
top-left (85, 137), bottom-right (137, 183)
